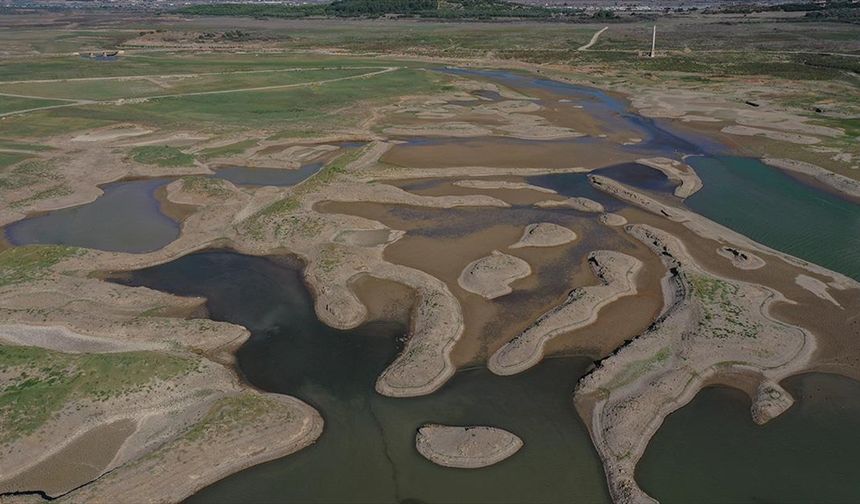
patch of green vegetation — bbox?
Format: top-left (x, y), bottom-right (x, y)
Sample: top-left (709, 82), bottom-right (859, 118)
top-left (130, 145), bottom-right (195, 167)
top-left (0, 140), bottom-right (53, 152)
top-left (181, 176), bottom-right (232, 197)
top-left (0, 152), bottom-right (32, 169)
top-left (0, 345), bottom-right (200, 443)
top-left (197, 139), bottom-right (258, 160)
top-left (819, 116), bottom-right (860, 138)
top-left (603, 347), bottom-right (671, 390)
top-left (316, 245), bottom-right (346, 273)
top-left (0, 245), bottom-right (82, 287)
top-left (298, 148), bottom-right (363, 193)
top-left (0, 53), bottom-right (386, 82)
top-left (0, 159), bottom-right (58, 190)
top-left (0, 110), bottom-right (113, 140)
top-left (105, 67), bottom-right (442, 131)
top-left (0, 67), bottom-right (373, 101)
top-left (690, 274), bottom-right (760, 339)
top-left (183, 393), bottom-right (283, 442)
top-left (242, 197), bottom-right (301, 240)
top-left (10, 183), bottom-right (73, 209)
top-left (0, 96), bottom-right (68, 115)
top-left (136, 305), bottom-right (169, 317)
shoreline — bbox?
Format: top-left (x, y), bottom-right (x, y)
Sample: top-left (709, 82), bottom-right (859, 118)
top-left (576, 223), bottom-right (818, 503)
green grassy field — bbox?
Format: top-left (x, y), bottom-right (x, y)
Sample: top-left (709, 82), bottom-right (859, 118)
top-left (0, 66), bottom-right (382, 101)
top-left (0, 95), bottom-right (70, 115)
top-left (0, 152), bottom-right (33, 169)
top-left (0, 344), bottom-right (200, 443)
top-left (0, 245), bottom-right (81, 287)
top-left (197, 139), bottom-right (258, 160)
top-left (0, 63), bottom-right (444, 139)
top-left (130, 145), bottom-right (195, 167)
top-left (0, 53), bottom-right (393, 82)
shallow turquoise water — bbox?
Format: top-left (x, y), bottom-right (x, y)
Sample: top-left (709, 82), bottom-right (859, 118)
top-left (686, 156), bottom-right (860, 280)
top-left (637, 373), bottom-right (860, 503)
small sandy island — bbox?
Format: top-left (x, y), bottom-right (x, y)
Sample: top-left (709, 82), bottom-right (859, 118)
top-left (416, 424), bottom-right (523, 469)
top-left (636, 157), bottom-right (703, 198)
top-left (458, 250), bottom-right (531, 299)
top-left (535, 197), bottom-right (605, 213)
top-left (510, 222), bottom-right (577, 249)
top-left (717, 246), bottom-right (765, 270)
top-left (599, 213), bottom-right (627, 226)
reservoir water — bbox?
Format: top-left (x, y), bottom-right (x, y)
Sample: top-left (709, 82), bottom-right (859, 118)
top-left (685, 156), bottom-right (860, 280)
top-left (4, 177), bottom-right (179, 253)
top-left (119, 251), bottom-right (611, 504)
top-left (213, 161), bottom-right (324, 187)
top-left (637, 373), bottom-right (860, 503)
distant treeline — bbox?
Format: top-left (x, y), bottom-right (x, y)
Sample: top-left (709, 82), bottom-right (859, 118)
top-left (176, 0), bottom-right (560, 20)
top-left (714, 0), bottom-right (859, 22)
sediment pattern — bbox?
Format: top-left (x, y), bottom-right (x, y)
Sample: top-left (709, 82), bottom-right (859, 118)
top-left (488, 251), bottom-right (642, 376)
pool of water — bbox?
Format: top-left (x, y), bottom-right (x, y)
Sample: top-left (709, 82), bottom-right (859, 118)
top-left (525, 172), bottom-right (626, 212)
top-left (214, 162), bottom-right (324, 187)
top-left (4, 177), bottom-right (179, 253)
top-left (595, 163), bottom-right (677, 195)
top-left (637, 373), bottom-right (860, 504)
top-left (685, 156), bottom-right (860, 280)
top-left (116, 251), bottom-right (611, 504)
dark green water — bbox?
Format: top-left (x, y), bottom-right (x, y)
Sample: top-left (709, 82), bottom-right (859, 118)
top-left (118, 251), bottom-right (611, 504)
top-left (637, 373), bottom-right (860, 504)
top-left (686, 156), bottom-right (860, 280)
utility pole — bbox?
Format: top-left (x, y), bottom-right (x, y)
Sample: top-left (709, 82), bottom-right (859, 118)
top-left (650, 25), bottom-right (656, 58)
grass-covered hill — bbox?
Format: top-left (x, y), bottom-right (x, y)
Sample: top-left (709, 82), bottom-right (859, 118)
top-left (177, 0), bottom-right (560, 20)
